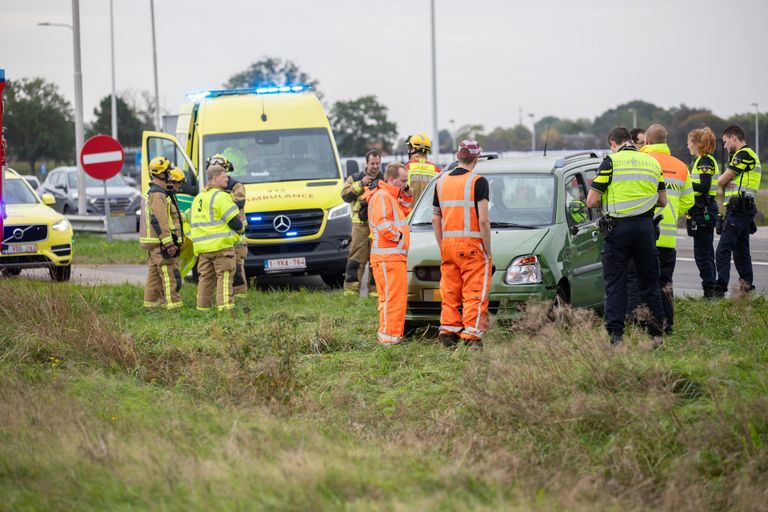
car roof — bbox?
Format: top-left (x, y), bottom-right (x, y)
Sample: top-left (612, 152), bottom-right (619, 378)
top-left (50, 166), bottom-right (77, 173)
top-left (475, 152), bottom-right (603, 175)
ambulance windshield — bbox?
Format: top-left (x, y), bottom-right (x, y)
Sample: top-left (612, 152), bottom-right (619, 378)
top-left (203, 128), bottom-right (340, 184)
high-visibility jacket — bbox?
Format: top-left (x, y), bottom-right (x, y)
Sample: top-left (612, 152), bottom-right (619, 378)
top-left (643, 143), bottom-right (694, 248)
top-left (369, 181), bottom-right (411, 263)
top-left (190, 186), bottom-right (242, 255)
top-left (724, 146), bottom-right (762, 206)
top-left (436, 170), bottom-right (483, 240)
top-left (341, 171), bottom-right (384, 224)
top-left (690, 154), bottom-right (719, 199)
top-left (139, 182), bottom-right (183, 250)
top-left (406, 157), bottom-right (441, 183)
top-left (593, 149), bottom-right (664, 218)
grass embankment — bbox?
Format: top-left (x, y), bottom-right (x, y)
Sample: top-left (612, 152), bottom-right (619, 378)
top-left (0, 280), bottom-right (767, 510)
top-left (72, 233), bottom-right (145, 265)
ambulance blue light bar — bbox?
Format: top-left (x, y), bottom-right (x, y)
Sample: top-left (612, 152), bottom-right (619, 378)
top-left (186, 84), bottom-right (310, 102)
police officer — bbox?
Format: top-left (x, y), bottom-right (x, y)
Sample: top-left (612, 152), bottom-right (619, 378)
top-left (714, 124), bottom-right (762, 296)
top-left (686, 127), bottom-right (720, 297)
top-left (405, 133), bottom-right (442, 205)
top-left (586, 127), bottom-right (667, 347)
top-left (341, 149), bottom-right (383, 296)
top-left (190, 162), bottom-right (245, 311)
top-left (140, 156), bottom-right (184, 309)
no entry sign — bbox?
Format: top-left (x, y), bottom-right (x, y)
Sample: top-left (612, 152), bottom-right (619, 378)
top-left (80, 135), bottom-right (124, 180)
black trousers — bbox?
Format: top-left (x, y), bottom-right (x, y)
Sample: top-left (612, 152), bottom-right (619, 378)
top-left (716, 206), bottom-right (757, 290)
top-left (626, 247), bottom-right (676, 333)
top-left (602, 216), bottom-right (665, 337)
top-left (692, 199), bottom-right (718, 293)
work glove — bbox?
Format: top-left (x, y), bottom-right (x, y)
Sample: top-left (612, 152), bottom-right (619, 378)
top-left (162, 244), bottom-right (178, 258)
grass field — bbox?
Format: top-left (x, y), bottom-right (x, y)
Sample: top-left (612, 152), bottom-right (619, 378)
top-left (73, 233), bottom-right (145, 265)
top-left (0, 279), bottom-right (767, 511)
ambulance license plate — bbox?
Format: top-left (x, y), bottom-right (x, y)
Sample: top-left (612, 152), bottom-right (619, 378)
top-left (265, 257), bottom-right (306, 273)
top-left (2, 244), bottom-right (36, 255)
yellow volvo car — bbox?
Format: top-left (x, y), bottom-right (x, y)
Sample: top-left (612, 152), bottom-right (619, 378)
top-left (140, 86), bottom-right (351, 286)
top-left (1, 168), bottom-right (73, 281)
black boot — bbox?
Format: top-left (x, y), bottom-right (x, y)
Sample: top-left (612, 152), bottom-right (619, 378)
top-left (438, 332), bottom-right (459, 349)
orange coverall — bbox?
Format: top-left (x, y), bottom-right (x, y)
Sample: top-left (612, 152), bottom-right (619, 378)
top-left (436, 171), bottom-right (492, 341)
top-left (368, 181), bottom-right (412, 345)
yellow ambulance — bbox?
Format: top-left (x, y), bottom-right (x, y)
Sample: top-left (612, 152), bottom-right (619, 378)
top-left (140, 86), bottom-right (351, 286)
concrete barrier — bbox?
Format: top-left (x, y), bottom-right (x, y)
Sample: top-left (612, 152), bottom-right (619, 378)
top-left (66, 214), bottom-right (138, 234)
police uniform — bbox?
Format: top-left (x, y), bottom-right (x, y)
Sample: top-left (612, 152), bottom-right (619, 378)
top-left (340, 170), bottom-right (383, 294)
top-left (689, 153), bottom-right (720, 296)
top-left (140, 178), bottom-right (184, 309)
top-left (715, 146), bottom-right (762, 295)
top-left (224, 176), bottom-right (249, 296)
top-left (190, 185), bottom-right (244, 310)
top-left (591, 145), bottom-right (667, 341)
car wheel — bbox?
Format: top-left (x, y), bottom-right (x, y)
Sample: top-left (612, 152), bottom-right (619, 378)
top-left (548, 286), bottom-right (569, 324)
top-left (1, 268), bottom-right (22, 277)
top-left (50, 265), bottom-right (72, 282)
top-left (321, 272), bottom-right (345, 288)
top-left (62, 205), bottom-right (72, 215)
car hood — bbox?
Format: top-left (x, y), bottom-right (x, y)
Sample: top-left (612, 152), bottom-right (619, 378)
top-left (407, 226), bottom-right (550, 268)
top-left (3, 202), bottom-right (65, 224)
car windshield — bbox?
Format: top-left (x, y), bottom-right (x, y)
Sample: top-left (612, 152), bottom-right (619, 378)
top-left (203, 128), bottom-right (340, 184)
top-left (69, 172), bottom-right (127, 188)
top-left (409, 173), bottom-right (556, 227)
top-left (4, 179), bottom-right (39, 205)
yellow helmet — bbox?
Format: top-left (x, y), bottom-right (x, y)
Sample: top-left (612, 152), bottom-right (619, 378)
top-left (406, 133), bottom-right (432, 153)
top-left (206, 153), bottom-right (234, 173)
top-left (168, 168), bottom-right (186, 183)
top-left (148, 156), bottom-right (173, 176)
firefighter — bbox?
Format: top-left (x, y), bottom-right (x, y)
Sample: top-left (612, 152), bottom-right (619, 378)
top-left (341, 149), bottom-right (383, 296)
top-left (369, 162), bottom-right (413, 345)
top-left (208, 153), bottom-right (249, 297)
top-left (714, 124), bottom-right (762, 296)
top-left (432, 140), bottom-right (491, 350)
top-left (140, 156), bottom-right (184, 309)
top-left (190, 162), bottom-right (245, 311)
top-left (585, 127), bottom-right (667, 347)
top-left (405, 133), bottom-right (442, 205)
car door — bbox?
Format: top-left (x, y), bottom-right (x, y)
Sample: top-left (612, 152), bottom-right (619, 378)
top-left (564, 170), bottom-right (603, 307)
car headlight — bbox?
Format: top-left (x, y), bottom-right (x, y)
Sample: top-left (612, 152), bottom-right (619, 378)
top-left (504, 255), bottom-right (542, 285)
top-left (328, 203), bottom-right (351, 220)
top-left (52, 219), bottom-right (71, 231)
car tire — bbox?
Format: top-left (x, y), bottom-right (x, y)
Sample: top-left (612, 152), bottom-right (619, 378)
top-left (321, 272), bottom-right (345, 288)
top-left (50, 265), bottom-right (72, 282)
top-left (1, 268), bottom-right (22, 277)
top-left (548, 286), bottom-right (569, 324)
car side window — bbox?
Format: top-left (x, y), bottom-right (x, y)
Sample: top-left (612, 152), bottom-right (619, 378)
top-left (49, 172), bottom-right (62, 188)
top-left (564, 173), bottom-right (590, 225)
top-left (583, 168), bottom-right (601, 219)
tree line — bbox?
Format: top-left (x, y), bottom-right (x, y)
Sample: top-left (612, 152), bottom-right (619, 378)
top-left (3, 58), bottom-right (765, 172)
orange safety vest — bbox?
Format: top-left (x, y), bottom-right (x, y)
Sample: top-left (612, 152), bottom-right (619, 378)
top-left (436, 170), bottom-right (482, 240)
top-left (369, 181), bottom-right (411, 263)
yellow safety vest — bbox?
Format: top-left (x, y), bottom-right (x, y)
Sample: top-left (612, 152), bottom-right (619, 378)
top-left (594, 149), bottom-right (664, 218)
top-left (407, 158), bottom-right (439, 184)
top-left (690, 154), bottom-right (719, 198)
top-left (189, 187), bottom-right (242, 255)
top-left (724, 146), bottom-right (762, 206)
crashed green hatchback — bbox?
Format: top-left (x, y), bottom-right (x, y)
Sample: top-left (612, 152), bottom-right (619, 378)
top-left (406, 152), bottom-right (606, 324)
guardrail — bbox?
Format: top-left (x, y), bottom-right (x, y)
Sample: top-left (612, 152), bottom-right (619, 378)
top-left (65, 214), bottom-right (138, 234)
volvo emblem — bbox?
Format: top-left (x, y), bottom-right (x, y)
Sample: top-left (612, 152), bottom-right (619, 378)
top-left (12, 228), bottom-right (24, 240)
top-left (273, 215), bottom-right (291, 233)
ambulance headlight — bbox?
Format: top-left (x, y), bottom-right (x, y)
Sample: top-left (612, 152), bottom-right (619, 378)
top-left (328, 203), bottom-right (351, 220)
top-left (504, 255), bottom-right (542, 284)
top-left (52, 219), bottom-right (71, 231)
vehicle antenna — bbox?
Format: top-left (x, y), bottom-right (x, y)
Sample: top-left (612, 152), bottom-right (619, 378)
top-left (543, 123), bottom-right (551, 157)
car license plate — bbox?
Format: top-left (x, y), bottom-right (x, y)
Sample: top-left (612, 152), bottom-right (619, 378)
top-left (2, 244), bottom-right (36, 255)
top-left (423, 289), bottom-right (442, 302)
top-left (264, 257), bottom-right (306, 273)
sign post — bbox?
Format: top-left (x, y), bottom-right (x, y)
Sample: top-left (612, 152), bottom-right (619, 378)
top-left (80, 134), bottom-right (124, 242)
top-left (0, 69), bottom-right (6, 253)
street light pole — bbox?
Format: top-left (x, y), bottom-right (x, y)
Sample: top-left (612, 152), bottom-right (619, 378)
top-left (149, 0), bottom-right (161, 131)
top-left (529, 113), bottom-right (535, 152)
top-left (628, 108), bottom-right (637, 129)
top-left (430, 0), bottom-right (438, 158)
top-left (110, 0), bottom-right (117, 140)
top-left (751, 102), bottom-right (759, 158)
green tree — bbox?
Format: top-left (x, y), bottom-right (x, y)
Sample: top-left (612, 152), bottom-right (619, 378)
top-left (87, 94), bottom-right (151, 147)
top-left (224, 57), bottom-right (321, 98)
top-left (591, 100), bottom-right (671, 139)
top-left (329, 96), bottom-right (398, 156)
top-left (4, 77), bottom-right (74, 171)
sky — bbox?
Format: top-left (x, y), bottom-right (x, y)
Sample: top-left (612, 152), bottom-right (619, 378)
top-left (2, 0), bottom-right (766, 142)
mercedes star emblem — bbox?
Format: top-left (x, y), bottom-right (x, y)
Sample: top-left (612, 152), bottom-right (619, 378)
top-left (273, 215), bottom-right (291, 233)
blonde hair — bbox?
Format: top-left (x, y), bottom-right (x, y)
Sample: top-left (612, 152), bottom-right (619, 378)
top-left (385, 162), bottom-right (405, 180)
top-left (206, 164), bottom-right (227, 183)
top-left (688, 127), bottom-right (716, 156)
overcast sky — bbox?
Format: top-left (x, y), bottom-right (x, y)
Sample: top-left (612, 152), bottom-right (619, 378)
top-left (2, 0), bottom-right (766, 140)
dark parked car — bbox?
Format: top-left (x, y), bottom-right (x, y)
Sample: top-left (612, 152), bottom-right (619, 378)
top-left (39, 166), bottom-right (141, 217)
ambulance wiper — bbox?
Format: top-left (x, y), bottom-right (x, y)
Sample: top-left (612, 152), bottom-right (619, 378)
top-left (490, 221), bottom-right (540, 229)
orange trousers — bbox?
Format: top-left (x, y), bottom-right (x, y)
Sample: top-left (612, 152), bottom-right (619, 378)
top-left (439, 239), bottom-right (492, 340)
top-left (371, 260), bottom-right (407, 345)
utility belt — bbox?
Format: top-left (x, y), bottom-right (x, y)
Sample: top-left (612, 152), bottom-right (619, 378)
top-left (726, 195), bottom-right (756, 213)
top-left (598, 211), bottom-right (660, 239)
top-left (694, 195), bottom-right (715, 207)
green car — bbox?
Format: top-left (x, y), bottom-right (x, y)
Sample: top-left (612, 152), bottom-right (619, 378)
top-left (406, 152), bottom-right (605, 324)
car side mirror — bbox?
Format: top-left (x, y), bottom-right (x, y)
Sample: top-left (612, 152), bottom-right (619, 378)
top-left (54, 182), bottom-right (65, 189)
top-left (346, 159), bottom-right (359, 178)
top-left (41, 193), bottom-right (56, 206)
top-left (569, 223), bottom-right (580, 236)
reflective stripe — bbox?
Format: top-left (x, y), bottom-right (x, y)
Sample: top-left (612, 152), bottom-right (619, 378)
top-left (161, 265), bottom-right (173, 303)
top-left (611, 173), bottom-right (661, 184)
top-left (438, 199), bottom-right (474, 208)
top-left (190, 219), bottom-right (225, 228)
top-left (217, 304), bottom-right (234, 311)
top-left (196, 307), bottom-right (212, 311)
top-left (381, 262), bottom-right (389, 335)
top-left (143, 301), bottom-right (160, 308)
top-left (474, 247), bottom-right (490, 334)
top-left (222, 204), bottom-right (239, 221)
top-left (222, 270), bottom-right (230, 307)
top-left (659, 227), bottom-right (677, 236)
top-left (377, 332), bottom-right (401, 343)
top-left (370, 247), bottom-right (408, 255)
top-left (165, 302), bottom-right (183, 310)
top-left (605, 195), bottom-right (657, 218)
top-left (442, 230), bottom-right (482, 238)
top-left (463, 326), bottom-right (484, 338)
top-left (191, 230), bottom-right (238, 243)
top-left (440, 325), bottom-right (462, 333)
top-left (664, 177), bottom-right (687, 187)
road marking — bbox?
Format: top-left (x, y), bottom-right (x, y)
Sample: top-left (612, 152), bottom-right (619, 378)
top-left (677, 257), bottom-right (768, 267)
top-left (82, 150), bottom-right (123, 165)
